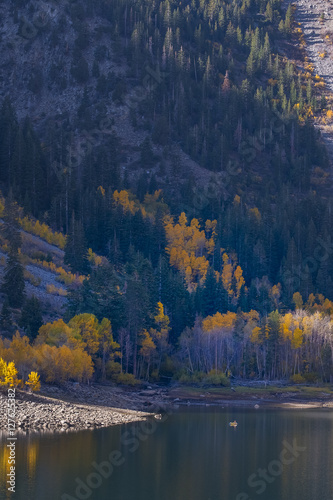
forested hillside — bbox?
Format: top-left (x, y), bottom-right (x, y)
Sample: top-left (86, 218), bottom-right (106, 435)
top-left (1, 0), bottom-right (333, 387)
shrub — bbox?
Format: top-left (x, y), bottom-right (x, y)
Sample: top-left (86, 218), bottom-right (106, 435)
top-left (115, 373), bottom-right (140, 386)
top-left (150, 369), bottom-right (160, 382)
top-left (25, 371), bottom-right (41, 392)
top-left (202, 370), bottom-right (231, 387)
top-left (290, 373), bottom-right (306, 384)
top-left (177, 370), bottom-right (205, 384)
top-left (303, 372), bottom-right (319, 383)
top-left (106, 361), bottom-right (121, 378)
top-left (24, 270), bottom-right (41, 287)
top-left (46, 284), bottom-right (67, 296)
top-left (0, 358), bottom-right (20, 387)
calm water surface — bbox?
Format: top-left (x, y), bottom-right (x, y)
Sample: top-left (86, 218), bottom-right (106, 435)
top-left (1, 407), bottom-right (332, 500)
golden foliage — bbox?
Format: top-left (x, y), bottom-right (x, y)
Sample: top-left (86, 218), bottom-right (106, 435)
top-left (31, 259), bottom-right (85, 286)
top-left (87, 248), bottom-right (103, 267)
top-left (113, 190), bottom-right (138, 215)
top-left (0, 358), bottom-right (20, 387)
top-left (25, 371), bottom-right (41, 392)
top-left (164, 213), bottom-right (217, 291)
top-left (139, 329), bottom-right (156, 358)
top-left (20, 216), bottom-right (66, 249)
top-left (34, 344), bottom-right (94, 383)
top-left (46, 284), bottom-right (67, 296)
top-left (202, 311), bottom-right (237, 332)
top-left (220, 253), bottom-right (246, 301)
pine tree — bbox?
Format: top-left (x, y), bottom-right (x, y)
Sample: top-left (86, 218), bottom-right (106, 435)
top-left (64, 214), bottom-right (90, 274)
top-left (19, 296), bottom-right (43, 339)
top-left (1, 252), bottom-right (25, 308)
top-left (0, 299), bottom-right (12, 332)
top-left (1, 197), bottom-right (22, 253)
top-left (202, 266), bottom-right (218, 316)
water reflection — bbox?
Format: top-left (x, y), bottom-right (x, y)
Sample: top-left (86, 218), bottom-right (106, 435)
top-left (0, 408), bottom-right (332, 500)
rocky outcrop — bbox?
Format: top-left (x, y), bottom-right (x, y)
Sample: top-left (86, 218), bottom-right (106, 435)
top-left (0, 387), bottom-right (150, 433)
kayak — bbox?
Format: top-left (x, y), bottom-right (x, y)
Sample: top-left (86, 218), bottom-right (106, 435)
top-left (229, 421), bottom-right (238, 427)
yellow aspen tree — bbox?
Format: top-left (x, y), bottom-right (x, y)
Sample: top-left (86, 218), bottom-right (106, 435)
top-left (221, 253), bottom-right (233, 296)
top-left (234, 265), bottom-right (245, 299)
top-left (0, 359), bottom-right (19, 387)
top-left (292, 292), bottom-right (303, 310)
top-left (139, 330), bottom-right (156, 379)
top-left (164, 213), bottom-right (216, 291)
top-left (291, 327), bottom-right (303, 349)
top-left (25, 372), bottom-right (41, 392)
top-left (113, 190), bottom-right (138, 215)
top-left (250, 326), bottom-right (262, 344)
top-left (68, 314), bottom-right (100, 356)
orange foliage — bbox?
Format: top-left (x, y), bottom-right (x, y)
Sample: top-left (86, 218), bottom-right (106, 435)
top-left (164, 213), bottom-right (217, 291)
top-left (202, 311), bottom-right (237, 332)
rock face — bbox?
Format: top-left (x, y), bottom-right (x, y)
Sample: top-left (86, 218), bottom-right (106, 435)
top-left (293, 0), bottom-right (333, 90)
top-left (0, 387), bottom-right (150, 433)
top-left (293, 0), bottom-right (333, 162)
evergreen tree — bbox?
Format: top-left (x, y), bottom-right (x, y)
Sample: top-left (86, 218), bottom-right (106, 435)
top-left (0, 298), bottom-right (12, 332)
top-left (1, 252), bottom-right (25, 308)
top-left (19, 296), bottom-right (43, 339)
top-left (64, 214), bottom-right (90, 274)
top-left (1, 197), bottom-right (22, 253)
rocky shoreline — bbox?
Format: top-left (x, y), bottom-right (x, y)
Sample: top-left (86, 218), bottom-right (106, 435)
top-left (1, 382), bottom-right (333, 434)
top-left (0, 388), bottom-right (151, 433)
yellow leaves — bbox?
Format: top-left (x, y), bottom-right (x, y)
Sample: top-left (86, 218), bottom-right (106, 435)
top-left (291, 327), bottom-right (303, 349)
top-left (221, 253), bottom-right (233, 296)
top-left (154, 302), bottom-right (170, 331)
top-left (280, 313), bottom-right (304, 349)
top-left (31, 258), bottom-right (85, 286)
top-left (318, 51), bottom-right (327, 59)
top-left (97, 185), bottom-right (105, 196)
top-left (323, 298), bottom-right (333, 315)
top-left (250, 326), bottom-right (261, 344)
top-left (36, 319), bottom-right (74, 346)
top-left (35, 344), bottom-right (94, 383)
top-left (202, 311), bottom-right (237, 332)
top-left (46, 284), bottom-right (67, 296)
top-left (234, 266), bottom-right (245, 298)
top-left (244, 310), bottom-right (260, 323)
top-left (233, 194), bottom-right (241, 204)
top-left (305, 63), bottom-right (314, 73)
top-left (139, 329), bottom-right (156, 358)
top-left (248, 207), bottom-right (261, 221)
top-left (220, 253), bottom-right (245, 302)
top-left (20, 216), bottom-right (66, 249)
top-left (306, 106), bottom-right (313, 118)
top-left (0, 358), bottom-right (19, 387)
top-left (293, 292), bottom-right (303, 309)
top-left (113, 190), bottom-right (138, 215)
top-left (327, 110), bottom-right (333, 120)
top-left (87, 248), bottom-right (103, 267)
top-left (25, 372), bottom-right (41, 392)
top-left (68, 314), bottom-right (100, 356)
top-left (178, 212), bottom-right (188, 227)
top-left (164, 212), bottom-right (217, 291)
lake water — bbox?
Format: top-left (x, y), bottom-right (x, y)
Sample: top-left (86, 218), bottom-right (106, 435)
top-left (1, 406), bottom-right (332, 500)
